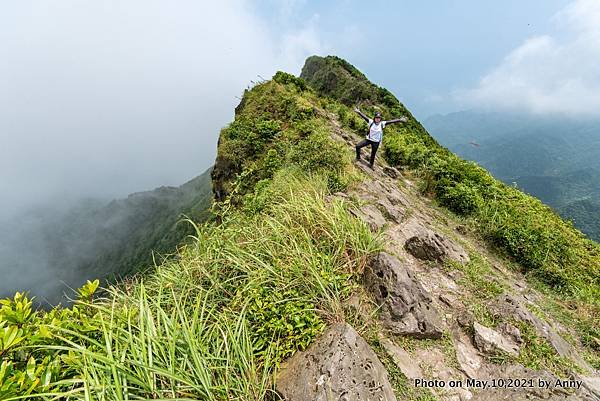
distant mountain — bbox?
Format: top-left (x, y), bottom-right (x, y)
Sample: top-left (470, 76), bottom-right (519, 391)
top-left (0, 168), bottom-right (213, 305)
top-left (423, 111), bottom-right (600, 240)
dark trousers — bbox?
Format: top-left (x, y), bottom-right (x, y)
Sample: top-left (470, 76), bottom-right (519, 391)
top-left (356, 139), bottom-right (380, 166)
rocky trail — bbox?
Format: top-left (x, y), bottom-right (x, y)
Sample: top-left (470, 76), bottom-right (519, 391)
top-left (275, 115), bottom-right (600, 401)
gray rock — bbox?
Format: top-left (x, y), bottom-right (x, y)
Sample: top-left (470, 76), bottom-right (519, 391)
top-left (491, 294), bottom-right (592, 372)
top-left (275, 323), bottom-right (397, 401)
top-left (578, 376), bottom-right (600, 400)
top-left (473, 322), bottom-right (520, 357)
top-left (364, 252), bottom-right (443, 339)
top-left (376, 198), bottom-right (405, 223)
top-left (470, 364), bottom-right (590, 401)
top-left (383, 166), bottom-right (401, 179)
top-left (403, 224), bottom-right (470, 264)
top-left (451, 327), bottom-right (486, 380)
top-left (496, 322), bottom-right (522, 345)
top-left (380, 337), bottom-right (423, 381)
top-left (349, 204), bottom-right (387, 231)
top-left (456, 311), bottom-right (475, 329)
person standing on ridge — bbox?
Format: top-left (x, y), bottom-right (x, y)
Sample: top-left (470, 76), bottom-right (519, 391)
top-left (354, 108), bottom-right (408, 168)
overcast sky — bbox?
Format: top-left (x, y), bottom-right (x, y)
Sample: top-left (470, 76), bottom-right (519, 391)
top-left (1, 0), bottom-right (598, 219)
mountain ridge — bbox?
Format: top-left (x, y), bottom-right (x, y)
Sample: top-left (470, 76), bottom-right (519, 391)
top-left (2, 55), bottom-right (598, 400)
top-left (0, 168), bottom-right (213, 306)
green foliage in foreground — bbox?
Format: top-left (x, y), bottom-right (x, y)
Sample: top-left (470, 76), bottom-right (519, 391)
top-left (1, 170), bottom-right (380, 400)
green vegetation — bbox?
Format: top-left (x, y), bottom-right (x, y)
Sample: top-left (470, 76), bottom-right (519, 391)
top-left (212, 71), bottom-right (353, 203)
top-left (3, 56), bottom-right (599, 399)
top-left (302, 55), bottom-right (599, 360)
top-left (445, 253), bottom-right (505, 301)
top-left (513, 321), bottom-right (580, 377)
top-left (0, 169), bottom-right (380, 399)
top-left (369, 338), bottom-right (438, 401)
top-left (424, 111), bottom-right (600, 241)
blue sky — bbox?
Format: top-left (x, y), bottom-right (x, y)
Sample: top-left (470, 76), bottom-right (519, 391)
top-left (1, 0), bottom-right (599, 217)
top-left (255, 0), bottom-right (574, 116)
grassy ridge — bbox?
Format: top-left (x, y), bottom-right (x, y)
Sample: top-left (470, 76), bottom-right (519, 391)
top-left (3, 58), bottom-right (599, 398)
top-left (302, 55), bottom-right (598, 304)
top-left (0, 170), bottom-right (380, 399)
top-left (1, 70), bottom-right (380, 398)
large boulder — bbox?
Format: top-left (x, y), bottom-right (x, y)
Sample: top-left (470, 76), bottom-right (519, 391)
top-left (403, 224), bottom-right (470, 264)
top-left (275, 323), bottom-right (396, 401)
top-left (363, 252), bottom-right (443, 339)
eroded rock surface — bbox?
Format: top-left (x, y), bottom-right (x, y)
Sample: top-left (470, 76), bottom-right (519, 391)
top-left (473, 322), bottom-right (520, 357)
top-left (380, 336), bottom-right (423, 381)
top-left (401, 220), bottom-right (470, 264)
top-left (276, 323), bottom-right (396, 401)
top-left (491, 294), bottom-right (592, 372)
top-left (349, 203), bottom-right (387, 231)
top-left (364, 252), bottom-right (443, 339)
top-left (470, 364), bottom-right (593, 401)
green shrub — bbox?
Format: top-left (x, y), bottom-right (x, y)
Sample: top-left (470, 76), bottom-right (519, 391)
top-left (246, 287), bottom-right (326, 360)
top-left (438, 182), bottom-right (483, 215)
top-left (273, 71), bottom-right (308, 91)
top-left (288, 131), bottom-right (346, 174)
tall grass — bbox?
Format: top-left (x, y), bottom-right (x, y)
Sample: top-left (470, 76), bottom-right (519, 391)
top-left (16, 170), bottom-right (379, 400)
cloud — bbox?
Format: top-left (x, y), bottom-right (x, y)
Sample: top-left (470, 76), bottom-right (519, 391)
top-left (0, 0), bottom-right (324, 220)
top-left (0, 1), bottom-right (327, 300)
top-left (457, 0), bottom-right (600, 116)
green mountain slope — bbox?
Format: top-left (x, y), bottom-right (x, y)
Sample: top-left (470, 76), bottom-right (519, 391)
top-left (0, 168), bottom-right (213, 305)
top-left (2, 56), bottom-right (598, 400)
top-left (424, 111), bottom-right (600, 240)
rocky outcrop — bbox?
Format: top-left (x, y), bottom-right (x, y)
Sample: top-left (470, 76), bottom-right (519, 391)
top-left (383, 166), bottom-right (401, 179)
top-left (473, 322), bottom-right (520, 357)
top-left (496, 322), bottom-right (523, 345)
top-left (348, 180), bottom-right (407, 231)
top-left (275, 323), bottom-right (396, 401)
top-left (380, 336), bottom-right (423, 381)
top-left (469, 364), bottom-right (592, 401)
top-left (363, 252), bottom-right (443, 339)
top-left (453, 330), bottom-right (486, 379)
top-left (491, 294), bottom-right (592, 372)
top-left (349, 203), bottom-right (388, 231)
top-left (403, 222), bottom-right (470, 264)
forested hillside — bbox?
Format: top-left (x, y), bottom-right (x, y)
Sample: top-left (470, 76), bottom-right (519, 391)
top-left (0, 169), bottom-right (213, 305)
top-left (424, 111), bottom-right (600, 240)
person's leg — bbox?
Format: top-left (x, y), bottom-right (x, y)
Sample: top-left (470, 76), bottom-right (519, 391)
top-left (356, 139), bottom-right (370, 160)
top-left (369, 141), bottom-right (380, 167)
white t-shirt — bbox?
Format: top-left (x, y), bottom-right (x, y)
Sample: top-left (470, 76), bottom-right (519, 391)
top-left (367, 119), bottom-right (387, 143)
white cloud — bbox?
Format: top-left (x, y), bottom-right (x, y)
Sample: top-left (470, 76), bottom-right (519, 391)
top-left (457, 0), bottom-right (600, 116)
top-left (0, 0), bottom-right (324, 219)
top-left (278, 15), bottom-right (328, 74)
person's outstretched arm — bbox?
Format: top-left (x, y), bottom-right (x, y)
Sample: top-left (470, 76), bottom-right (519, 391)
top-left (354, 107), bottom-right (370, 122)
top-left (385, 116), bottom-right (409, 125)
